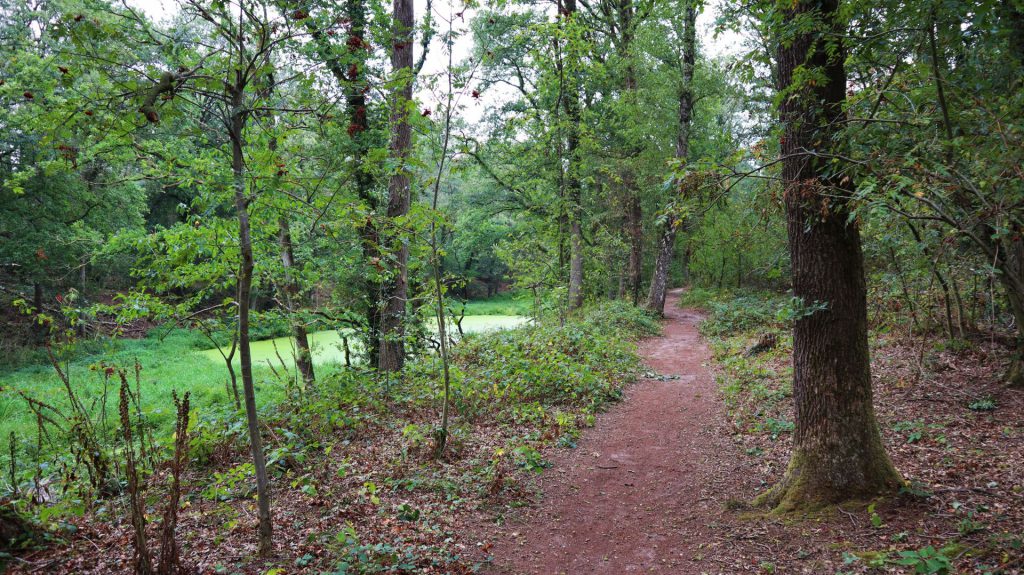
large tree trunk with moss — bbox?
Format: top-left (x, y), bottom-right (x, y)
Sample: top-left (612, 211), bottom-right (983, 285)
top-left (646, 0), bottom-right (696, 315)
top-left (378, 0), bottom-right (415, 371)
top-left (344, 0), bottom-right (385, 366)
top-left (758, 0), bottom-right (902, 512)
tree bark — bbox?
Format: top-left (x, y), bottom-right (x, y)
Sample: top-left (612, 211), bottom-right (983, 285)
top-left (757, 0), bottom-right (901, 511)
top-left (646, 222), bottom-right (677, 315)
top-left (998, 253), bottom-right (1024, 388)
top-left (278, 217), bottom-right (315, 384)
top-left (624, 182), bottom-right (643, 305)
top-left (345, 0), bottom-right (385, 366)
top-left (646, 0), bottom-right (696, 315)
top-left (306, 0), bottom-right (384, 365)
top-left (229, 91), bottom-right (273, 554)
top-left (264, 82), bottom-right (316, 385)
top-left (999, 2), bottom-right (1024, 386)
top-left (617, 1), bottom-right (643, 307)
top-left (564, 0), bottom-right (585, 311)
top-left (379, 0), bottom-right (415, 371)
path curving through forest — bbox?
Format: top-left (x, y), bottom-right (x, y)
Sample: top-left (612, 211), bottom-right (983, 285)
top-left (480, 288), bottom-right (748, 574)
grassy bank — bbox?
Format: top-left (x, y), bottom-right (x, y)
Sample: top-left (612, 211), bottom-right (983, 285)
top-left (0, 293), bottom-right (533, 468)
top-left (460, 290), bottom-right (532, 316)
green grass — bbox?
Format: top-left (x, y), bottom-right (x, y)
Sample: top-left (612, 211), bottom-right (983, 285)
top-left (2, 296), bottom-right (654, 557)
top-left (0, 313), bottom-right (529, 459)
top-left (0, 328), bottom-right (289, 452)
top-left (460, 291), bottom-right (532, 316)
top-left (681, 286), bottom-right (794, 436)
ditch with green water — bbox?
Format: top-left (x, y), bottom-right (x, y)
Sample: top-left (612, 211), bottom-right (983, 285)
top-left (0, 295), bottom-right (531, 448)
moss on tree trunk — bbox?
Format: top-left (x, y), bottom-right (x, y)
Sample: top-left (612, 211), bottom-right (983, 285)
top-left (763, 0), bottom-right (903, 512)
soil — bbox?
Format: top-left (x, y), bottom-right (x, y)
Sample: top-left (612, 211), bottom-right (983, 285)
top-left (477, 288), bottom-right (753, 574)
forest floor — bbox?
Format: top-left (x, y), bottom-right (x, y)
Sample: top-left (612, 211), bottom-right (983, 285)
top-left (6, 289), bottom-right (1023, 574)
top-left (470, 289), bottom-right (1024, 574)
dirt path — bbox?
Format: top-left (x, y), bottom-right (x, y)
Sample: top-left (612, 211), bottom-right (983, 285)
top-left (479, 289), bottom-right (750, 574)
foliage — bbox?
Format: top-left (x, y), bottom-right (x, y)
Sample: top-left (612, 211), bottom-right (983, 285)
top-left (449, 300), bottom-right (656, 420)
top-left (680, 288), bottom-right (789, 336)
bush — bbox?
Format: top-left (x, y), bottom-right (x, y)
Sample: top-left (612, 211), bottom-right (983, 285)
top-left (680, 288), bottom-right (788, 336)
top-left (448, 300), bottom-right (657, 420)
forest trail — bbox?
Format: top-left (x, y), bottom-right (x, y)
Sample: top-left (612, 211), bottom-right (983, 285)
top-left (481, 288), bottom-right (745, 574)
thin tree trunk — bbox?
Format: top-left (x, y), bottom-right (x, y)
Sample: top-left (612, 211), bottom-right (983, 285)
top-left (644, 0), bottom-right (696, 316)
top-left (262, 80), bottom-right (316, 386)
top-left (564, 0), bottom-right (585, 311)
top-left (646, 221), bottom-right (678, 315)
top-left (905, 221), bottom-right (955, 339)
top-left (278, 218), bottom-right (315, 384)
top-left (229, 94), bottom-right (273, 555)
top-left (428, 29), bottom-right (456, 457)
top-left (950, 266), bottom-right (967, 338)
top-left (888, 246), bottom-right (921, 332)
top-left (33, 283), bottom-right (45, 342)
top-left (625, 185), bottom-right (643, 305)
top-left (757, 0), bottom-right (901, 511)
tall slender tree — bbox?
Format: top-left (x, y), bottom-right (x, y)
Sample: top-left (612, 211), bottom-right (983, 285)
top-left (563, 0), bottom-right (586, 311)
top-left (378, 0), bottom-right (416, 370)
top-left (646, 0), bottom-right (696, 314)
top-left (135, 0), bottom-right (288, 552)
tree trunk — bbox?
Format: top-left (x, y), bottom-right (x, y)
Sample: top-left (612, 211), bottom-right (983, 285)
top-left (757, 0), bottom-right (901, 512)
top-left (345, 0), bottom-right (385, 366)
top-left (993, 193), bottom-right (1024, 387)
top-left (646, 1), bottom-right (696, 314)
top-left (230, 96), bottom-right (273, 555)
top-left (904, 221), bottom-right (955, 339)
top-left (888, 246), bottom-right (921, 332)
top-left (308, 0), bottom-right (384, 365)
top-left (379, 0), bottom-right (415, 371)
top-left (646, 223), bottom-right (677, 316)
top-left (564, 0), bottom-right (585, 311)
top-left (32, 282), bottom-right (46, 342)
top-left (625, 185), bottom-right (643, 305)
top-left (278, 218), bottom-right (315, 384)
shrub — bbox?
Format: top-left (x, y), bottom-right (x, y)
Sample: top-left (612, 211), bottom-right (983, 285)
top-left (680, 288), bottom-right (788, 337)
top-left (448, 300), bottom-right (656, 420)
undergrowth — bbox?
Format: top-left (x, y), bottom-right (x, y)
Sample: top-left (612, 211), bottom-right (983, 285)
top-left (1, 299), bottom-right (658, 574)
top-left (680, 288), bottom-right (793, 436)
top-left (685, 286), bottom-right (1024, 574)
